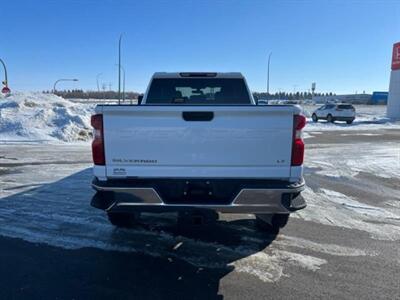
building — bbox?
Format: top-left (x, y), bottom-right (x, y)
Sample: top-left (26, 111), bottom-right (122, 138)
top-left (312, 93), bottom-right (371, 104)
top-left (370, 92), bottom-right (388, 105)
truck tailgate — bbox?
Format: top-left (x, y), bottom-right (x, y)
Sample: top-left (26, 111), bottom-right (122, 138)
top-left (100, 105), bottom-right (297, 179)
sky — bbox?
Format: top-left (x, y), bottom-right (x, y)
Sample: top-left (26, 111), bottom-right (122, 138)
top-left (0, 0), bottom-right (399, 94)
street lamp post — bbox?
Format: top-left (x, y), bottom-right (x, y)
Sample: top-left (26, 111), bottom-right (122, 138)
top-left (0, 58), bottom-right (9, 91)
top-left (53, 78), bottom-right (79, 93)
top-left (118, 34), bottom-right (123, 104)
top-left (267, 52), bottom-right (272, 96)
top-left (115, 64), bottom-right (125, 102)
top-left (96, 73), bottom-right (102, 92)
top-left (121, 65), bottom-right (126, 102)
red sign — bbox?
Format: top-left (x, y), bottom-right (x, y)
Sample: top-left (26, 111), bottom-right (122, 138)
top-left (1, 87), bottom-right (10, 94)
top-left (392, 42), bottom-right (400, 70)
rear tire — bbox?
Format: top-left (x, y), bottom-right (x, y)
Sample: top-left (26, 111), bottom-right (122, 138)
top-left (312, 114), bottom-right (318, 122)
top-left (327, 114), bottom-right (334, 123)
top-left (255, 214), bottom-right (289, 233)
top-left (107, 212), bottom-right (139, 228)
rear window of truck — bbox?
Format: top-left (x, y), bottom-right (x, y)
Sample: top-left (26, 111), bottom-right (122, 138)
top-left (145, 78), bottom-right (251, 104)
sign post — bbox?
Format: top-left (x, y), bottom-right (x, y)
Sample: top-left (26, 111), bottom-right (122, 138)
top-left (387, 42), bottom-right (400, 118)
top-left (311, 82), bottom-right (316, 97)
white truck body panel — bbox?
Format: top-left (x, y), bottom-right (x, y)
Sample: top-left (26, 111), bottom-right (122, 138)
top-left (96, 105), bottom-right (300, 180)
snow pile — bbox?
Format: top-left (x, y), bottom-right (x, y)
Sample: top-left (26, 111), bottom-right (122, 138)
top-left (0, 92), bottom-right (94, 142)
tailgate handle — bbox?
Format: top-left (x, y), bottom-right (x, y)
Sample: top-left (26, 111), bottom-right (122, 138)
top-left (182, 111), bottom-right (214, 121)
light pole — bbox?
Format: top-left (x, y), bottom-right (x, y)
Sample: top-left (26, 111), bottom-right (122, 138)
top-left (53, 78), bottom-right (79, 93)
top-left (115, 64), bottom-right (125, 102)
top-left (267, 52), bottom-right (272, 96)
top-left (0, 58), bottom-right (9, 88)
top-left (96, 73), bottom-right (102, 92)
top-left (118, 34), bottom-right (123, 104)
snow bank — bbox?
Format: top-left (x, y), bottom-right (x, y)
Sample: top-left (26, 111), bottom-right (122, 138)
top-left (0, 92), bottom-right (94, 142)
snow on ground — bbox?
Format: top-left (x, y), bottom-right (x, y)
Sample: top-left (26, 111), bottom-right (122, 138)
top-left (296, 187), bottom-right (400, 241)
top-left (297, 141), bottom-right (400, 241)
top-left (306, 143), bottom-right (400, 179)
top-left (0, 92), bottom-right (94, 142)
top-left (302, 104), bottom-right (400, 131)
top-left (69, 98), bottom-right (122, 105)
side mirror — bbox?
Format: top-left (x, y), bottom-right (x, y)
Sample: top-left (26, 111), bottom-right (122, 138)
top-left (137, 95), bottom-right (143, 105)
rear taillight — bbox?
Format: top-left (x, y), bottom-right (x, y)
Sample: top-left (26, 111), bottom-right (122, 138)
top-left (291, 114), bottom-right (306, 166)
top-left (91, 114), bottom-right (105, 165)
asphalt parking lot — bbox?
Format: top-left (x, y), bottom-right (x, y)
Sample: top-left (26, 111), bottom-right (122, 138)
top-left (0, 129), bottom-right (399, 299)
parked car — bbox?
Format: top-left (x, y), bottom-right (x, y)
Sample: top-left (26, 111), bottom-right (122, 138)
top-left (90, 72), bottom-right (306, 232)
top-left (312, 103), bottom-right (356, 124)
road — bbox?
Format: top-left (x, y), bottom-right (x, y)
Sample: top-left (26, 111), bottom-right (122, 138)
top-left (0, 129), bottom-right (399, 299)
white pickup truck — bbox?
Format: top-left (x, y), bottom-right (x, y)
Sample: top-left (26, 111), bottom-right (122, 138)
top-left (90, 72), bottom-right (306, 232)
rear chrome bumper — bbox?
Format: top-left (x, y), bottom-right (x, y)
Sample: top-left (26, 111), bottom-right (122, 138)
top-left (91, 178), bottom-right (306, 214)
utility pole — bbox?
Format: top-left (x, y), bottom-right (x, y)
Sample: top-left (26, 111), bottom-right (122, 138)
top-left (267, 52), bottom-right (272, 95)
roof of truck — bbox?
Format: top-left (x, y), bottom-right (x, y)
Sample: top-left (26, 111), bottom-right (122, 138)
top-left (152, 72), bottom-right (244, 79)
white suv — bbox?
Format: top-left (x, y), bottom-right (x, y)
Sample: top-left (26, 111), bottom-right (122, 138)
top-left (312, 103), bottom-right (356, 124)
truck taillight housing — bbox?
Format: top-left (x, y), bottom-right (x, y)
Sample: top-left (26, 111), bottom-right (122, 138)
top-left (91, 114), bottom-right (105, 165)
top-left (291, 114), bottom-right (306, 166)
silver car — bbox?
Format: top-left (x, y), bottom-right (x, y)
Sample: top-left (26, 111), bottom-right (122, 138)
top-left (312, 103), bottom-right (356, 124)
